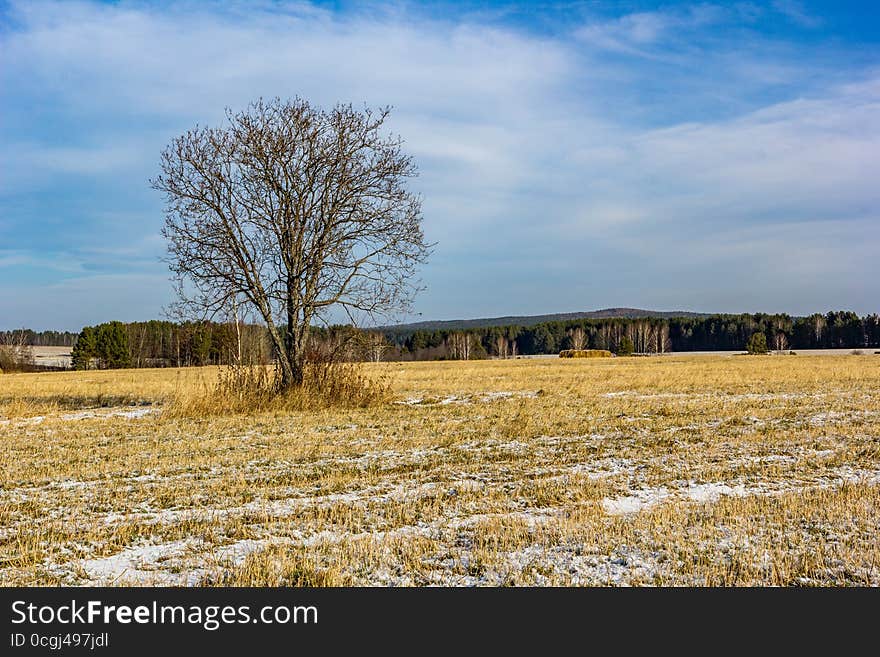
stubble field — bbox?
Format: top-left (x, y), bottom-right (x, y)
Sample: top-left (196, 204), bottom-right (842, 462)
top-left (1, 355), bottom-right (878, 586)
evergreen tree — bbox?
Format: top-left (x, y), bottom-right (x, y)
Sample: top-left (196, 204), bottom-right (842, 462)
top-left (71, 326), bottom-right (97, 370)
top-left (617, 335), bottom-right (634, 356)
top-left (746, 332), bottom-right (768, 355)
top-left (95, 321), bottom-right (131, 368)
top-left (530, 325), bottom-right (556, 353)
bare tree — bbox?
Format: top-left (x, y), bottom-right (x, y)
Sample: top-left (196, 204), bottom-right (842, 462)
top-left (774, 332), bottom-right (789, 352)
top-left (447, 332), bottom-right (462, 360)
top-left (567, 327), bottom-right (587, 351)
top-left (359, 331), bottom-right (389, 363)
top-left (446, 332), bottom-right (475, 360)
top-left (153, 98), bottom-right (431, 391)
top-left (0, 329), bottom-right (34, 372)
top-left (657, 323), bottom-right (671, 354)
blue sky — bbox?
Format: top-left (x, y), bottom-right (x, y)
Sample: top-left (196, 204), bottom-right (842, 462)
top-left (1, 0), bottom-right (878, 331)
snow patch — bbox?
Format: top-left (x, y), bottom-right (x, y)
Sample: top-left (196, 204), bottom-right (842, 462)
top-left (76, 537), bottom-right (288, 586)
top-left (0, 416), bottom-right (45, 426)
top-left (602, 488), bottom-right (672, 515)
top-left (394, 391), bottom-right (540, 406)
top-left (77, 539), bottom-right (201, 585)
top-left (62, 407), bottom-right (158, 421)
top-left (683, 482), bottom-right (749, 503)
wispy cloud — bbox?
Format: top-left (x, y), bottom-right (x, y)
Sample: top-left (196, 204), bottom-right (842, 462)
top-left (772, 0), bottom-right (823, 29)
top-left (575, 4), bottom-right (730, 56)
top-left (1, 0), bottom-right (878, 329)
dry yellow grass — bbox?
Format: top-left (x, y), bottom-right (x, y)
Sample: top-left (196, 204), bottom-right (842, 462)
top-left (1, 354), bottom-right (878, 586)
top-left (559, 349), bottom-right (612, 358)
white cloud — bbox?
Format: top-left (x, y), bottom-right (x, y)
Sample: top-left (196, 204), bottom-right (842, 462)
top-left (1, 0), bottom-right (878, 323)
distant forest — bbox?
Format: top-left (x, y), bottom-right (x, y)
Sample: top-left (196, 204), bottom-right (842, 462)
top-left (387, 311), bottom-right (880, 360)
top-left (4, 310), bottom-right (879, 370)
top-left (0, 329), bottom-right (78, 347)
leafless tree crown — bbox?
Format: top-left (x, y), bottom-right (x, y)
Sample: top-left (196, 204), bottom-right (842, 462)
top-left (152, 98), bottom-right (431, 388)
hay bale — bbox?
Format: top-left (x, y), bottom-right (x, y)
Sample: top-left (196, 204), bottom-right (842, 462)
top-left (559, 349), bottom-right (613, 358)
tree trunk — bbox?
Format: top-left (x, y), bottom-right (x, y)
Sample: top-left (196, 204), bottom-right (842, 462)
top-left (278, 314), bottom-right (306, 392)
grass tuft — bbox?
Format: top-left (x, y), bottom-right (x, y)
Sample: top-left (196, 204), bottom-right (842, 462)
top-left (166, 362), bottom-right (391, 417)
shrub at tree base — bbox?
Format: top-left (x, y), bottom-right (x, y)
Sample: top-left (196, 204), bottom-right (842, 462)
top-left (559, 349), bottom-right (613, 358)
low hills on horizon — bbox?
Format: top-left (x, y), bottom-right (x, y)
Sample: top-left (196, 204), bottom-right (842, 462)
top-left (380, 307), bottom-right (712, 332)
top-left (12, 307), bottom-right (874, 341)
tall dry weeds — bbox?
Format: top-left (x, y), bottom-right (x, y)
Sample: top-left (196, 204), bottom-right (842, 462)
top-left (167, 361), bottom-right (390, 417)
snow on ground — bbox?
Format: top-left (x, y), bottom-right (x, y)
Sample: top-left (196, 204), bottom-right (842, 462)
top-left (601, 466), bottom-right (880, 516)
top-left (1, 406), bottom-right (158, 426)
top-left (75, 537), bottom-right (279, 586)
top-left (602, 488), bottom-right (672, 515)
top-left (61, 407), bottom-right (158, 421)
top-left (76, 539), bottom-right (202, 585)
top-left (50, 463), bottom-right (880, 586)
top-left (4, 382), bottom-right (877, 586)
top-left (0, 415), bottom-right (45, 426)
top-left (497, 544), bottom-right (663, 586)
top-left (683, 482), bottom-right (749, 503)
top-left (395, 391), bottom-right (540, 406)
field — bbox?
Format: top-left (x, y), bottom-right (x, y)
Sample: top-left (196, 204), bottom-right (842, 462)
top-left (30, 346), bottom-right (73, 369)
top-left (1, 354), bottom-right (879, 586)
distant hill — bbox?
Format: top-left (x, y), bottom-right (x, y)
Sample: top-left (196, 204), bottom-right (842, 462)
top-left (382, 308), bottom-right (711, 332)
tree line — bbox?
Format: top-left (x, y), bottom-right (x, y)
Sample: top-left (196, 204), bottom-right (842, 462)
top-left (0, 329), bottom-right (78, 347)
top-left (69, 320), bottom-right (274, 370)
top-left (67, 321), bottom-right (389, 370)
top-left (384, 311), bottom-right (880, 359)
top-left (8, 310), bottom-right (880, 371)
